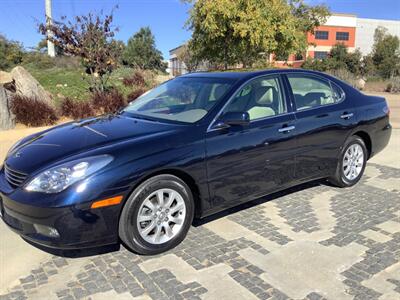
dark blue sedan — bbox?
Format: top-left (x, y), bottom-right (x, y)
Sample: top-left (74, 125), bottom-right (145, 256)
top-left (0, 69), bottom-right (391, 254)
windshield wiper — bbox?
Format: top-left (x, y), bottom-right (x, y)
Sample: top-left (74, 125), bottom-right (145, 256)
top-left (122, 112), bottom-right (158, 122)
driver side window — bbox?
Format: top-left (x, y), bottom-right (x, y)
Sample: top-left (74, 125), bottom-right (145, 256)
top-left (222, 76), bottom-right (287, 121)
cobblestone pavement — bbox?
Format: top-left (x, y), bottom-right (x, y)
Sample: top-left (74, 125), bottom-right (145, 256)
top-left (0, 162), bottom-right (399, 300)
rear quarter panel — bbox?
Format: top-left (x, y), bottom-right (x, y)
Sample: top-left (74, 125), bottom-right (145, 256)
top-left (351, 92), bottom-right (391, 158)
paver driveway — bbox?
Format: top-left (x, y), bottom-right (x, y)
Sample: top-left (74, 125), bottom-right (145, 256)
top-left (0, 130), bottom-right (399, 300)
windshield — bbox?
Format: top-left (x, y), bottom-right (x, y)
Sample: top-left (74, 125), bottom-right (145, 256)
top-left (122, 77), bottom-right (235, 123)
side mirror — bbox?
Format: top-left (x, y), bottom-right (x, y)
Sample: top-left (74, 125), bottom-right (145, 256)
top-left (215, 111), bottom-right (250, 128)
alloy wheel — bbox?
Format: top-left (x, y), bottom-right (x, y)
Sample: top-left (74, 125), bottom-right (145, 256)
top-left (136, 188), bottom-right (186, 245)
top-left (343, 143), bottom-right (364, 181)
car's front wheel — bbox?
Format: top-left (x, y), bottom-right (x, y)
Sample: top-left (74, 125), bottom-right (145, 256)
top-left (329, 135), bottom-right (367, 187)
top-left (119, 174), bottom-right (194, 255)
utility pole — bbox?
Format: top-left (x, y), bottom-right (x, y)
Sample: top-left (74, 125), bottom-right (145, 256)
top-left (45, 0), bottom-right (56, 57)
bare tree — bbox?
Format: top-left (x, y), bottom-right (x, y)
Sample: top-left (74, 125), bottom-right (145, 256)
top-left (39, 9), bottom-right (122, 92)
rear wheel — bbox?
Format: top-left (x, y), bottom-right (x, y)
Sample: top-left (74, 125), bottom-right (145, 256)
top-left (329, 136), bottom-right (367, 187)
top-left (119, 175), bottom-right (194, 255)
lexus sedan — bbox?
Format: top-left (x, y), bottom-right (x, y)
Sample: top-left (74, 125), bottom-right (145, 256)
top-left (0, 69), bottom-right (391, 255)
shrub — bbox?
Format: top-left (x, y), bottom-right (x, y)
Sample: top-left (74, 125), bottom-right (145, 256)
top-left (386, 77), bottom-right (400, 93)
top-left (122, 70), bottom-right (146, 87)
top-left (301, 57), bottom-right (329, 72)
top-left (0, 34), bottom-right (24, 69)
top-left (327, 69), bottom-right (363, 90)
top-left (11, 95), bottom-right (58, 126)
top-left (363, 79), bottom-right (388, 93)
top-left (252, 57), bottom-right (274, 70)
top-left (60, 97), bottom-right (95, 119)
top-left (91, 89), bottom-right (127, 114)
top-left (22, 52), bottom-right (55, 69)
top-left (54, 56), bottom-right (81, 69)
top-left (127, 88), bottom-right (147, 103)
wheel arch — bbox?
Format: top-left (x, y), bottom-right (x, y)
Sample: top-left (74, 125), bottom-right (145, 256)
top-left (353, 131), bottom-right (372, 159)
top-left (123, 168), bottom-right (203, 219)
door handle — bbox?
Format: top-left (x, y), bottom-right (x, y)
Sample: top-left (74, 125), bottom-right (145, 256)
top-left (278, 125), bottom-right (295, 133)
top-left (340, 113), bottom-right (354, 119)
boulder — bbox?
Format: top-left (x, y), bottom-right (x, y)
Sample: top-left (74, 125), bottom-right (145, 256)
top-left (0, 85), bottom-right (15, 130)
top-left (10, 66), bottom-right (54, 108)
top-left (356, 78), bottom-right (366, 90)
top-left (0, 71), bottom-right (13, 85)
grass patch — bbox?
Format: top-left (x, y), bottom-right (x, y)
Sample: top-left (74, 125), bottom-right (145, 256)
top-left (21, 64), bottom-right (141, 105)
top-left (23, 64), bottom-right (90, 104)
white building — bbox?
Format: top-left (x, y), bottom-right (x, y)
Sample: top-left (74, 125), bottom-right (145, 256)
top-left (356, 18), bottom-right (400, 55)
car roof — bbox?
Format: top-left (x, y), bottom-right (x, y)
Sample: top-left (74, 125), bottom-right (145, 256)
top-left (179, 69), bottom-right (330, 81)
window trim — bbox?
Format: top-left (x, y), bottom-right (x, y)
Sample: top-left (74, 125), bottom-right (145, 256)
top-left (315, 30), bottom-right (329, 40)
top-left (336, 31), bottom-right (350, 41)
top-left (284, 73), bottom-right (346, 113)
top-left (207, 74), bottom-right (292, 132)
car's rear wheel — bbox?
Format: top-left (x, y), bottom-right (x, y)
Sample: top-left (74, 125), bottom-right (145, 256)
top-left (119, 174), bottom-right (194, 255)
top-left (329, 135), bottom-right (367, 187)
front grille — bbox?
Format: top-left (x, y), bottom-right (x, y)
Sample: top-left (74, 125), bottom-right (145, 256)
top-left (4, 164), bottom-right (28, 188)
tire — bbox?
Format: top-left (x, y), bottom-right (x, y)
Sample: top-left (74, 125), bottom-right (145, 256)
top-left (119, 174), bottom-right (194, 255)
top-left (328, 135), bottom-right (367, 188)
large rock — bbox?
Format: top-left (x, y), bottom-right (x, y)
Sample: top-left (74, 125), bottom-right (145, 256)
top-left (356, 78), bottom-right (366, 90)
top-left (10, 66), bottom-right (54, 108)
top-left (0, 85), bottom-right (15, 130)
top-left (0, 71), bottom-right (13, 85)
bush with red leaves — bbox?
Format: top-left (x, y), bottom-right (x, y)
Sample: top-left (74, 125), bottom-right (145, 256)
top-left (127, 88), bottom-right (147, 103)
top-left (122, 70), bottom-right (146, 87)
top-left (11, 95), bottom-right (59, 127)
top-left (91, 89), bottom-right (127, 114)
top-left (60, 97), bottom-right (96, 119)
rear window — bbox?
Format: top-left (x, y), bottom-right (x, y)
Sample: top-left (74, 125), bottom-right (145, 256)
top-left (287, 75), bottom-right (344, 111)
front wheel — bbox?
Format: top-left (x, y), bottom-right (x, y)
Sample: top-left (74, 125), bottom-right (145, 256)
top-left (329, 136), bottom-right (367, 187)
top-left (119, 175), bottom-right (194, 255)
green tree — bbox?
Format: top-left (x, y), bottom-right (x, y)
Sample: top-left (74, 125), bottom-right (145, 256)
top-left (302, 43), bottom-right (362, 75)
top-left (361, 54), bottom-right (376, 76)
top-left (184, 0), bottom-right (329, 69)
top-left (39, 9), bottom-right (122, 92)
top-left (328, 43), bottom-right (362, 75)
top-left (123, 27), bottom-right (166, 71)
top-left (289, 0), bottom-right (330, 33)
top-left (0, 34), bottom-right (24, 69)
top-left (371, 26), bottom-right (400, 78)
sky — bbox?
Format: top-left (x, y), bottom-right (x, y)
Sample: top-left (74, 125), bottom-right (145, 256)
top-left (0, 0), bottom-right (399, 60)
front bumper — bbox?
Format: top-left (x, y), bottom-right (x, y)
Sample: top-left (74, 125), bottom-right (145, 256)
top-left (0, 169), bottom-right (128, 250)
top-left (0, 192), bottom-right (121, 249)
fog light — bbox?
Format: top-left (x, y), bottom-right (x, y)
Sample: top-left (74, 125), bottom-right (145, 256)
top-left (33, 224), bottom-right (60, 238)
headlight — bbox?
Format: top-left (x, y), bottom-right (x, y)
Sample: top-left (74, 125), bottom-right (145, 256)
top-left (25, 155), bottom-right (113, 193)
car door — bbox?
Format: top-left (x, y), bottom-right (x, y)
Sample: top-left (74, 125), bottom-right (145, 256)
top-left (205, 75), bottom-right (297, 211)
top-left (284, 73), bottom-right (356, 181)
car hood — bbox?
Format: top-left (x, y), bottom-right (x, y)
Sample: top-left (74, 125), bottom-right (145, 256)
top-left (5, 115), bottom-right (179, 174)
